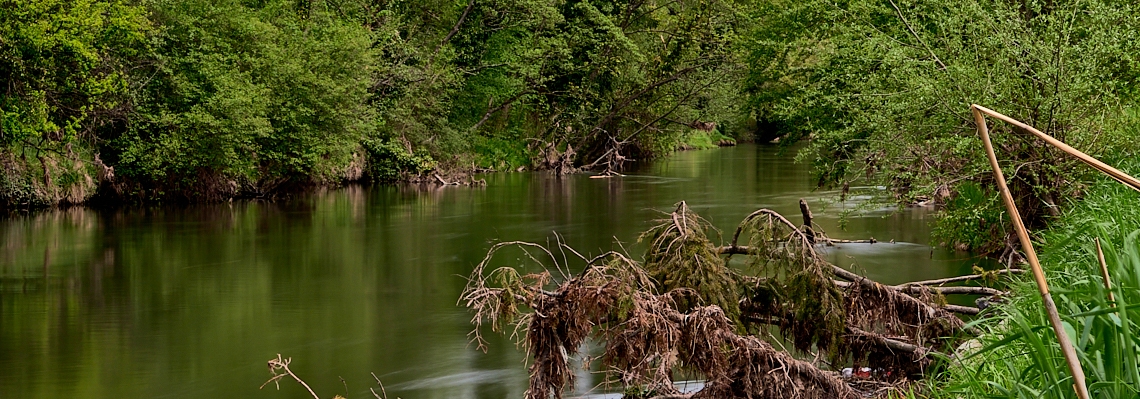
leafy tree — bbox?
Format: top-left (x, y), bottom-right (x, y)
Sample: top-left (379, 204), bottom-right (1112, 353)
top-left (112, 0), bottom-right (378, 199)
top-left (0, 0), bottom-right (148, 205)
top-left (377, 0), bottom-right (750, 171)
top-left (0, 0), bottom-right (758, 204)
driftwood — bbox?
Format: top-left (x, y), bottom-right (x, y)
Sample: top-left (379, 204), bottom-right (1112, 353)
top-left (943, 304), bottom-right (981, 316)
top-left (260, 354), bottom-right (320, 399)
top-left (460, 202), bottom-right (1012, 398)
top-left (744, 313), bottom-right (935, 358)
top-left (726, 245), bottom-right (1000, 299)
top-left (830, 280), bottom-right (1003, 297)
top-left (580, 136), bottom-right (632, 176)
top-left (897, 285), bottom-right (1003, 297)
top-left (464, 258), bottom-right (859, 398)
top-left (417, 172), bottom-right (486, 186)
top-left (791, 199), bottom-right (878, 244)
top-left (800, 198), bottom-right (816, 244)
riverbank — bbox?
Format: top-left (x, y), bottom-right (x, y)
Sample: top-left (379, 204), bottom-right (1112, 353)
top-left (0, 144), bottom-right (992, 399)
top-left (0, 129), bottom-right (743, 211)
top-left (931, 159), bottom-right (1140, 398)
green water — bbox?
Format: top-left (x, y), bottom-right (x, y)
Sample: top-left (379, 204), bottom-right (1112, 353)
top-left (0, 144), bottom-right (991, 398)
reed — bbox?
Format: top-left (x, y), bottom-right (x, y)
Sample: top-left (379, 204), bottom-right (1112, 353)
top-left (936, 161), bottom-right (1140, 398)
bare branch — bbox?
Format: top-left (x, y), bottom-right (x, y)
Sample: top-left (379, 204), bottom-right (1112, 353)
top-left (260, 354), bottom-right (320, 399)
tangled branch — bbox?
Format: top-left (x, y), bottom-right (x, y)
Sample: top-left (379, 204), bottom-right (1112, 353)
top-left (461, 202), bottom-right (1012, 397)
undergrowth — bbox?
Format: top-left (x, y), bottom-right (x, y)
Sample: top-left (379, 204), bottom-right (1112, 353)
top-left (932, 159), bottom-right (1140, 398)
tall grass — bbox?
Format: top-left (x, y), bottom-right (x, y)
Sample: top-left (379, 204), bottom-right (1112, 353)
top-left (934, 160), bottom-right (1140, 399)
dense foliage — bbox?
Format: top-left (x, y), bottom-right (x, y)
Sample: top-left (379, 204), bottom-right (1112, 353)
top-left (115, 0), bottom-right (378, 200)
top-left (746, 0), bottom-right (1140, 251)
top-left (3, 0), bottom-right (1139, 257)
top-left (0, 0), bottom-right (148, 205)
top-left (1, 0), bottom-right (750, 205)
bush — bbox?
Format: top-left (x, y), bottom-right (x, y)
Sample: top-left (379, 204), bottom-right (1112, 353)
top-left (112, 0), bottom-right (376, 196)
top-left (362, 139), bottom-right (435, 183)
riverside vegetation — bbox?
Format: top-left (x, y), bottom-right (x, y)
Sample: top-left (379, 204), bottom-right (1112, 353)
top-left (746, 3), bottom-right (1140, 394)
top-left (6, 0), bottom-right (1140, 397)
top-left (931, 163), bottom-right (1140, 398)
top-left (1, 0), bottom-right (748, 206)
top-left (5, 0), bottom-right (1138, 221)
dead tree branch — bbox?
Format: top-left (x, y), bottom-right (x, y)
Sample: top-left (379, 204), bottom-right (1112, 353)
top-left (896, 269), bottom-right (1025, 287)
top-left (461, 203), bottom-right (993, 397)
top-left (260, 354), bottom-right (320, 399)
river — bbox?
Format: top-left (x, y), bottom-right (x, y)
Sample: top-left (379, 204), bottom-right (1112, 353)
top-left (0, 144), bottom-right (992, 398)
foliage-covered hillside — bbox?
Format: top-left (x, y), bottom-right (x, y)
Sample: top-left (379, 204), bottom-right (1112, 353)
top-left (1, 0), bottom-right (750, 205)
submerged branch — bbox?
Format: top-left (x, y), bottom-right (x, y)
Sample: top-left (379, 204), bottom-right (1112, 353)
top-left (896, 268), bottom-right (1025, 287)
top-left (744, 314), bottom-right (941, 358)
top-left (898, 285), bottom-right (1004, 296)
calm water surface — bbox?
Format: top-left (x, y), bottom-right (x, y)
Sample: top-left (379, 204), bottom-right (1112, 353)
top-left (0, 144), bottom-right (992, 398)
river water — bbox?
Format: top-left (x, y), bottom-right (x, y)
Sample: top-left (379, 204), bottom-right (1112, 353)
top-left (0, 144), bottom-right (992, 398)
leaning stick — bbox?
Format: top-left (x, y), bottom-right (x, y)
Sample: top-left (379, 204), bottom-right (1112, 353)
top-left (972, 105), bottom-right (1140, 193)
top-left (1095, 237), bottom-right (1116, 306)
top-left (971, 104), bottom-right (1091, 399)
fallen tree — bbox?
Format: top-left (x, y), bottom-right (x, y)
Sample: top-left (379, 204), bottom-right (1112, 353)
top-left (461, 201), bottom-right (1018, 398)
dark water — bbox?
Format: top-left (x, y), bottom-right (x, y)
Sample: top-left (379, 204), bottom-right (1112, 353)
top-left (0, 144), bottom-right (992, 399)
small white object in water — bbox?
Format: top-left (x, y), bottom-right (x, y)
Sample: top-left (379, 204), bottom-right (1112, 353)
top-left (840, 367), bottom-right (872, 379)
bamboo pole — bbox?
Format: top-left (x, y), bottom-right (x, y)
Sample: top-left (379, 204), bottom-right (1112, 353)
top-left (1095, 237), bottom-right (1116, 306)
top-left (971, 105), bottom-right (1140, 193)
top-left (971, 104), bottom-right (1091, 399)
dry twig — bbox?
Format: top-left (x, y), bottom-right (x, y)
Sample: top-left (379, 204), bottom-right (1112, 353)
top-left (261, 354), bottom-right (320, 399)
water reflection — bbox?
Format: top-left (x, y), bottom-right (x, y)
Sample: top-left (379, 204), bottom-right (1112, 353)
top-left (0, 144), bottom-right (993, 399)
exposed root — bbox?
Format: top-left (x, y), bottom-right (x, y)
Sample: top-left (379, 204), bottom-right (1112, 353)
top-left (719, 203), bottom-right (984, 376)
top-left (464, 253), bottom-right (857, 398)
top-left (538, 141), bottom-right (578, 176)
top-left (581, 136), bottom-right (632, 175)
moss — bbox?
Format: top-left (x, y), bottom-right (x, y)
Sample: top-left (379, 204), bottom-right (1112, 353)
top-left (0, 155), bottom-right (43, 208)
